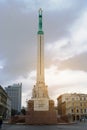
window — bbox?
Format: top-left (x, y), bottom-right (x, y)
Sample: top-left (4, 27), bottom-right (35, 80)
top-left (84, 97), bottom-right (86, 100)
top-left (71, 109), bottom-right (73, 113)
top-left (84, 109), bottom-right (86, 113)
top-left (72, 98), bottom-right (74, 101)
top-left (81, 109), bottom-right (83, 113)
top-left (80, 97), bottom-right (82, 100)
top-left (80, 103), bottom-right (82, 106)
top-left (77, 109), bottom-right (79, 113)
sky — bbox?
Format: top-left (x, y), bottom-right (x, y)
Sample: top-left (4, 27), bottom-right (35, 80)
top-left (0, 0), bottom-right (87, 107)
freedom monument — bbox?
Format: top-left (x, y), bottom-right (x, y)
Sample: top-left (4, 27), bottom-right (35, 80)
top-left (26, 9), bottom-right (57, 124)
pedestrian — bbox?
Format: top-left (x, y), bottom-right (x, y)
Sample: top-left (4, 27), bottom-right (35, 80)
top-left (0, 116), bottom-right (3, 129)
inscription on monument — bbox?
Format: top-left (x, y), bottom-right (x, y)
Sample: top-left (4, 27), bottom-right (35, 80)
top-left (34, 99), bottom-right (49, 111)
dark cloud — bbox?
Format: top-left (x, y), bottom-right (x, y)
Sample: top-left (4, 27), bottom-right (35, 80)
top-left (0, 0), bottom-right (37, 79)
top-left (58, 52), bottom-right (87, 71)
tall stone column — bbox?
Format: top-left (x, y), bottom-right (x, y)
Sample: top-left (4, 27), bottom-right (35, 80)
top-left (37, 9), bottom-right (44, 84)
top-left (32, 8), bottom-right (49, 99)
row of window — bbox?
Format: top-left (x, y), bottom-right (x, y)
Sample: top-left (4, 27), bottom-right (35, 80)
top-left (71, 103), bottom-right (87, 106)
top-left (66, 97), bottom-right (87, 101)
top-left (71, 108), bottom-right (87, 113)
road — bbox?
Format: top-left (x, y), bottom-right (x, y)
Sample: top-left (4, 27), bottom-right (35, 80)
top-left (1, 122), bottom-right (87, 130)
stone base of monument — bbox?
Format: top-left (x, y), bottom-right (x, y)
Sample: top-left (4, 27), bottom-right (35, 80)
top-left (25, 99), bottom-right (57, 125)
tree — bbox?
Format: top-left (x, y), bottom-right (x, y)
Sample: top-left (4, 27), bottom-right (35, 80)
top-left (21, 107), bottom-right (26, 115)
top-left (11, 109), bottom-right (18, 116)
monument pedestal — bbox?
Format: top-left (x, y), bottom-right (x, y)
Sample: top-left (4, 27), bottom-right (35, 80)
top-left (26, 99), bottom-right (57, 124)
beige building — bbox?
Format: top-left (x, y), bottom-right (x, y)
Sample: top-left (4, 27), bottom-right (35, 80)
top-left (57, 93), bottom-right (87, 121)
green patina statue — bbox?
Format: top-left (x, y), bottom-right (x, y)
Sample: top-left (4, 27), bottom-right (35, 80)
top-left (38, 8), bottom-right (44, 34)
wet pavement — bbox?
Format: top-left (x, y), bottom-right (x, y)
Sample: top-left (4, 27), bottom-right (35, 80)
top-left (1, 122), bottom-right (87, 130)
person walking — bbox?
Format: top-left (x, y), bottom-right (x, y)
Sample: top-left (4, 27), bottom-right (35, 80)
top-left (0, 116), bottom-right (3, 129)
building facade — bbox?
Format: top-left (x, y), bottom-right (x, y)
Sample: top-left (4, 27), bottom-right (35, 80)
top-left (0, 85), bottom-right (8, 118)
top-left (57, 93), bottom-right (87, 121)
top-left (5, 83), bottom-right (22, 113)
top-left (6, 96), bottom-right (11, 119)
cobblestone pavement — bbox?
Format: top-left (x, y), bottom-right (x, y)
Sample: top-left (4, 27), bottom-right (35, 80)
top-left (1, 122), bottom-right (87, 130)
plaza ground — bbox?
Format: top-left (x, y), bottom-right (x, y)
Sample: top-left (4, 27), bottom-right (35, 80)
top-left (1, 122), bottom-right (87, 130)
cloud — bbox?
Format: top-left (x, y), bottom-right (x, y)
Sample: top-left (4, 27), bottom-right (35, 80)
top-left (71, 11), bottom-right (87, 41)
top-left (45, 9), bottom-right (87, 68)
top-left (58, 52), bottom-right (87, 71)
top-left (45, 66), bottom-right (87, 86)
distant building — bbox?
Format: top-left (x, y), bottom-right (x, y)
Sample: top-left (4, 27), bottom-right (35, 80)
top-left (6, 96), bottom-right (11, 119)
top-left (5, 83), bottom-right (22, 113)
top-left (0, 85), bottom-right (8, 118)
top-left (57, 93), bottom-right (87, 121)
